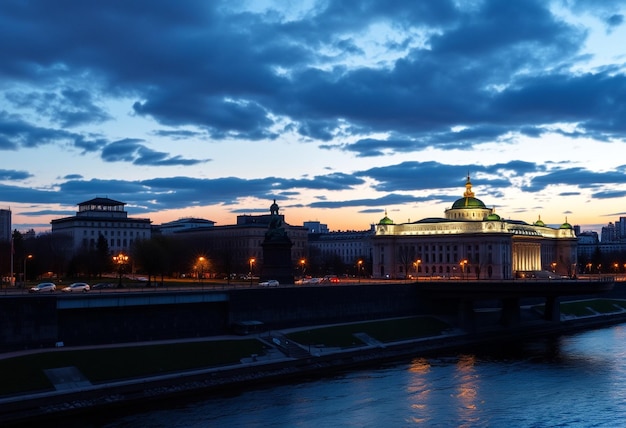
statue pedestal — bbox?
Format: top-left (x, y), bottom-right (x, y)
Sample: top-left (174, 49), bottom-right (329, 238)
top-left (261, 238), bottom-right (294, 285)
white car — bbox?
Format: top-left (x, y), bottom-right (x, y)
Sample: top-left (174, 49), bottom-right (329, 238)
top-left (29, 282), bottom-right (56, 293)
top-left (259, 279), bottom-right (279, 287)
top-left (62, 282), bottom-right (90, 292)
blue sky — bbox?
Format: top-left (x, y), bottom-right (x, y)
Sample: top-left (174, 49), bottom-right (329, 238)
top-left (1, 0), bottom-right (626, 233)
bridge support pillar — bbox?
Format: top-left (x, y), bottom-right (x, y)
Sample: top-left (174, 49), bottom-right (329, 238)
top-left (458, 300), bottom-right (476, 332)
top-left (544, 296), bottom-right (560, 322)
top-left (500, 297), bottom-right (521, 326)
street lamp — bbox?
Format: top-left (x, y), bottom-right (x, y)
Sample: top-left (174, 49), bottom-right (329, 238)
top-left (414, 259), bottom-right (421, 282)
top-left (23, 254), bottom-right (33, 287)
top-left (460, 259), bottom-right (468, 280)
top-left (113, 252), bottom-right (129, 288)
top-left (198, 256), bottom-right (205, 286)
top-left (300, 258), bottom-right (306, 281)
top-left (249, 258), bottom-right (255, 287)
top-left (357, 260), bottom-right (363, 283)
top-left (551, 262), bottom-right (556, 273)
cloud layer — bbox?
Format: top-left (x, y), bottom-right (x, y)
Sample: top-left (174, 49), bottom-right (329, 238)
top-left (1, 0), bottom-right (625, 229)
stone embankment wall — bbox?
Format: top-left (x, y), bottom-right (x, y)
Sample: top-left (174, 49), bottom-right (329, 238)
top-left (0, 284), bottom-right (420, 351)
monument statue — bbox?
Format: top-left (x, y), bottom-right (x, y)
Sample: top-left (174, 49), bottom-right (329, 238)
top-left (266, 199), bottom-right (286, 240)
top-left (260, 198), bottom-right (294, 284)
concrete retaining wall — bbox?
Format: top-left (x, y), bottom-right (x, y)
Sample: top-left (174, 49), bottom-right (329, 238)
top-left (0, 284), bottom-right (419, 351)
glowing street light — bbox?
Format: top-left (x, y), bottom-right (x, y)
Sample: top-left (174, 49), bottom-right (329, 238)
top-left (460, 259), bottom-right (468, 280)
top-left (198, 256), bottom-right (206, 285)
top-left (414, 259), bottom-right (421, 282)
top-left (300, 258), bottom-right (306, 281)
top-left (23, 254), bottom-right (33, 287)
top-left (249, 258), bottom-right (255, 287)
top-left (357, 260), bottom-right (363, 283)
top-left (113, 252), bottom-right (129, 288)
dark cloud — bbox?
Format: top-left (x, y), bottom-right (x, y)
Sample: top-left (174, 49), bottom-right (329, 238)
top-left (523, 168), bottom-right (626, 192)
top-left (5, 88), bottom-right (111, 127)
top-left (357, 161), bottom-right (518, 192)
top-left (0, 169), bottom-right (32, 180)
top-left (101, 139), bottom-right (208, 166)
top-left (2, 0), bottom-right (619, 149)
top-left (1, 158), bottom-right (625, 221)
top-left (0, 0), bottom-right (626, 225)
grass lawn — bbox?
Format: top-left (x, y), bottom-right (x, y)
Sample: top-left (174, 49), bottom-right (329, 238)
top-left (560, 299), bottom-right (626, 316)
top-left (534, 299), bottom-right (626, 317)
top-left (286, 316), bottom-right (451, 348)
top-left (0, 339), bottom-right (265, 397)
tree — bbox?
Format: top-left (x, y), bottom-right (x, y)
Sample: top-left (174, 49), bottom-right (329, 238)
top-left (397, 245), bottom-right (416, 279)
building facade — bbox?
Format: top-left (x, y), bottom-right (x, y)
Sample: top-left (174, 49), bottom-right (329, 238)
top-left (51, 197), bottom-right (152, 255)
top-left (171, 212), bottom-right (308, 276)
top-left (307, 229), bottom-right (374, 265)
top-left (157, 217), bottom-right (216, 235)
top-left (372, 176), bottom-right (578, 280)
top-left (0, 209), bottom-right (11, 242)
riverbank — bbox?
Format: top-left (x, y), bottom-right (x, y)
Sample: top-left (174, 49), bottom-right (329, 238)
top-left (3, 302), bottom-right (626, 426)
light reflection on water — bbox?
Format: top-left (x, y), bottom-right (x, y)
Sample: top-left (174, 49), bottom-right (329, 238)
top-left (88, 325), bottom-right (626, 427)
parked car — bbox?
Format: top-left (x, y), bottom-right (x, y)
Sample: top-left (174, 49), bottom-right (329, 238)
top-left (91, 282), bottom-right (114, 290)
top-left (259, 279), bottom-right (279, 287)
top-left (29, 282), bottom-right (56, 293)
top-left (62, 282), bottom-right (90, 292)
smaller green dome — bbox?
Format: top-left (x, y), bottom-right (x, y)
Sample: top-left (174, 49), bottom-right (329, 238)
top-left (533, 215), bottom-right (545, 227)
top-left (559, 217), bottom-right (572, 229)
top-left (486, 213), bottom-right (501, 221)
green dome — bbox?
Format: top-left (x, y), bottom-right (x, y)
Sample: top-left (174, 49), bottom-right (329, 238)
top-left (534, 219), bottom-right (545, 227)
top-left (378, 210), bottom-right (394, 225)
top-left (379, 215), bottom-right (394, 225)
top-left (560, 221), bottom-right (572, 229)
top-left (451, 196), bottom-right (487, 209)
top-left (486, 212), bottom-right (501, 221)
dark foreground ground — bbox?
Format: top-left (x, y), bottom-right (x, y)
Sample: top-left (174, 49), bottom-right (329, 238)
top-left (2, 297), bottom-right (626, 426)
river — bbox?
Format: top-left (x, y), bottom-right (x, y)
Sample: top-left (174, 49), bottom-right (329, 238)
top-left (76, 324), bottom-right (626, 427)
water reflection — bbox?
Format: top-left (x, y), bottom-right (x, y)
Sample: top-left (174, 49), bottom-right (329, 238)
top-left (407, 357), bottom-right (432, 424)
top-left (454, 354), bottom-right (480, 427)
top-left (86, 325), bottom-right (626, 427)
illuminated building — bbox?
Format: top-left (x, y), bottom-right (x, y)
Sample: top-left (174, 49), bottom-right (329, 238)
top-left (372, 176), bottom-right (577, 280)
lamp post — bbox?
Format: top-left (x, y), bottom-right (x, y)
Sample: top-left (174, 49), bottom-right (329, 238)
top-left (414, 259), bottom-right (421, 282)
top-left (357, 260), bottom-right (363, 284)
top-left (551, 262), bottom-right (556, 273)
top-left (249, 258), bottom-right (255, 287)
top-left (113, 252), bottom-right (128, 288)
top-left (300, 258), bottom-right (306, 282)
top-left (460, 259), bottom-right (468, 280)
top-left (23, 254), bottom-right (33, 287)
top-left (198, 256), bottom-right (205, 287)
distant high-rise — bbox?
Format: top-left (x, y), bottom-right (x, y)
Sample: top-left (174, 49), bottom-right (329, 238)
top-left (0, 209), bottom-right (11, 242)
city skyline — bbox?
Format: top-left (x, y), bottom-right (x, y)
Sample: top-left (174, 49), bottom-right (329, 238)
top-left (2, 1), bottom-right (626, 234)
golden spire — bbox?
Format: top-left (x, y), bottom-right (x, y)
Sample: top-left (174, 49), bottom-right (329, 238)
top-left (463, 173), bottom-right (475, 198)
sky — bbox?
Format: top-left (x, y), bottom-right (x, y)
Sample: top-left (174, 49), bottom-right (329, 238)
top-left (1, 0), bottom-right (626, 234)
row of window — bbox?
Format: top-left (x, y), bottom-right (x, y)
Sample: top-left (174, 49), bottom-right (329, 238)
top-left (83, 229), bottom-right (148, 238)
top-left (84, 238), bottom-right (134, 249)
top-left (76, 221), bottom-right (149, 228)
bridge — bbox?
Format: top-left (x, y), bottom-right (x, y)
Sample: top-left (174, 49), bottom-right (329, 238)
top-left (415, 278), bottom-right (616, 329)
